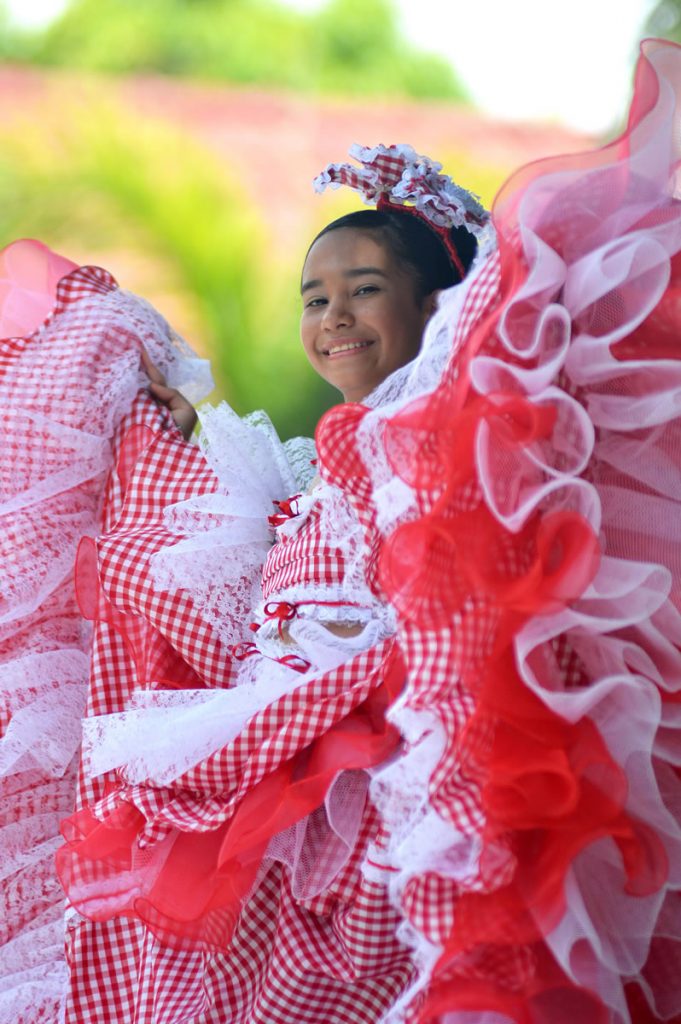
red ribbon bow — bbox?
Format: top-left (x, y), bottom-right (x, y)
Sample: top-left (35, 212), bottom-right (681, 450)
top-left (267, 494), bottom-right (302, 528)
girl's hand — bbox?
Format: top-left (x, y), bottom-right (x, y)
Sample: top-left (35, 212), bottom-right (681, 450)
top-left (140, 348), bottom-right (197, 440)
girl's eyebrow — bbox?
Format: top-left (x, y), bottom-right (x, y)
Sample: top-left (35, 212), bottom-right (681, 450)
top-left (301, 266), bottom-right (388, 294)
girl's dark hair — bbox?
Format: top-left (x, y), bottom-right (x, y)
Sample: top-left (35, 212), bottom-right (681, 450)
top-left (309, 208), bottom-right (477, 298)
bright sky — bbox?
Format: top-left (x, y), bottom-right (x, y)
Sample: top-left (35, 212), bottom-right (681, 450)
top-left (6, 0), bottom-right (658, 134)
top-left (399, 0), bottom-right (656, 134)
top-left (6, 0), bottom-right (65, 27)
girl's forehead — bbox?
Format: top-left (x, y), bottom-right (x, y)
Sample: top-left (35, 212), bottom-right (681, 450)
top-left (303, 228), bottom-right (394, 273)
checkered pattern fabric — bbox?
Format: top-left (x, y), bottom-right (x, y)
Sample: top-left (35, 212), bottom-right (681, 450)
top-left (89, 637), bottom-right (395, 850)
top-left (383, 257), bottom-right (530, 946)
top-left (308, 254), bottom-right (553, 1014)
top-left (320, 151), bottom-right (404, 203)
top-left (314, 144), bottom-right (488, 232)
top-left (0, 261), bottom-right (184, 1024)
top-left (97, 429), bottom-right (237, 689)
top-left (1, 265), bottom-right (122, 508)
top-left (261, 503), bottom-right (346, 598)
top-left (317, 252), bottom-right (549, 1000)
top-left (60, 246), bottom-right (518, 1024)
top-left (67, 862), bottom-right (414, 1024)
top-left (66, 393), bottom-right (414, 1020)
top-left (66, 243), bottom-right (616, 1023)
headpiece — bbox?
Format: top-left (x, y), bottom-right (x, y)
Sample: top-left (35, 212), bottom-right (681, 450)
top-left (313, 143), bottom-right (490, 280)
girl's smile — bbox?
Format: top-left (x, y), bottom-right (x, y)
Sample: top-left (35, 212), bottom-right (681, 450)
top-left (323, 337), bottom-right (375, 358)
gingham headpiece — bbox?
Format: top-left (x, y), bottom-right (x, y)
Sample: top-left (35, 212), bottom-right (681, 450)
top-left (313, 143), bottom-right (489, 279)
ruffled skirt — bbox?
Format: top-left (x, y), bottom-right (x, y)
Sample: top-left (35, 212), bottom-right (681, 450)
top-left (7, 36), bottom-right (681, 1024)
top-left (0, 241), bottom-right (210, 1022)
top-left (312, 38), bottom-right (681, 1024)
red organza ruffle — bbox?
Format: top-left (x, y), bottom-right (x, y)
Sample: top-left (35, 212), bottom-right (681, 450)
top-left (314, 38), bottom-right (681, 1024)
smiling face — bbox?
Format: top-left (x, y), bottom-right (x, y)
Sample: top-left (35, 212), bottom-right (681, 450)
top-left (300, 228), bottom-right (436, 403)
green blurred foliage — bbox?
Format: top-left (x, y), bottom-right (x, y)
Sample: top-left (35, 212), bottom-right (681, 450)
top-left (0, 0), bottom-right (23, 59)
top-left (0, 88), bottom-right (331, 437)
top-left (645, 0), bottom-right (681, 38)
top-left (13, 0), bottom-right (467, 102)
top-left (0, 0), bottom-right (493, 440)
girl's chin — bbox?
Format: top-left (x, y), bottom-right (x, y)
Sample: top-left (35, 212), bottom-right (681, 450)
top-left (339, 383), bottom-right (377, 403)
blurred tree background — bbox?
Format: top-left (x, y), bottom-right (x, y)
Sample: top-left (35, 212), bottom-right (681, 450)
top-left (21, 0), bottom-right (466, 99)
top-left (646, 0), bottom-right (681, 37)
top-left (6, 0), bottom-right (467, 100)
top-left (0, 0), bottom-right (592, 436)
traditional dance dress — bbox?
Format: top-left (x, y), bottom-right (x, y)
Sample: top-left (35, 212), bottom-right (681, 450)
top-left (60, 396), bottom-right (416, 1022)
top-left (0, 241), bottom-right (211, 1022)
top-left (3, 34), bottom-right (681, 1024)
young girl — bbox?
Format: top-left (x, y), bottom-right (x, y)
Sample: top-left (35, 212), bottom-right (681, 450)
top-left (3, 36), bottom-right (681, 1024)
top-left (53, 179), bottom-right (485, 1024)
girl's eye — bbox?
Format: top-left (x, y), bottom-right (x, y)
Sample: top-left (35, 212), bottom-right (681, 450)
top-left (305, 296), bottom-right (327, 309)
top-left (356, 285), bottom-right (379, 296)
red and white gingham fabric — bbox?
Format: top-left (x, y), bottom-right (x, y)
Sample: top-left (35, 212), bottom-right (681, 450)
top-left (316, 58), bottom-right (681, 1016)
top-left (313, 143), bottom-right (489, 234)
top-left (9, 85), bottom-right (681, 1019)
top-left (315, 249), bottom-right (550, 1008)
top-left (0, 237), bottom-right (508, 1023)
top-left (261, 502), bottom-right (346, 598)
top-left (314, 145), bottom-right (408, 205)
top-left (66, 864), bottom-right (414, 1024)
top-left (64, 395), bottom-right (415, 1020)
top-left (326, 252), bottom-right (504, 838)
top-left (0, 254), bottom-right (209, 1024)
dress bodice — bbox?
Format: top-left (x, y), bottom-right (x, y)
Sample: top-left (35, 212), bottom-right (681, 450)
top-left (261, 499), bottom-right (346, 601)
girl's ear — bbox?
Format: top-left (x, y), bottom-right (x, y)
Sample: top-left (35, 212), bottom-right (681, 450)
top-left (421, 289), bottom-right (440, 322)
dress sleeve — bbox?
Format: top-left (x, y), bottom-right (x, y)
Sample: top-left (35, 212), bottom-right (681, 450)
top-left (143, 402), bottom-right (317, 650)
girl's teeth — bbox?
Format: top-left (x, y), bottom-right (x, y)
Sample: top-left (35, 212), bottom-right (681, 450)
top-left (328, 340), bottom-right (370, 355)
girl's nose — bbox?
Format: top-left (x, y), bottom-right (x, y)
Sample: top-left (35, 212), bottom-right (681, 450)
top-left (322, 295), bottom-right (354, 329)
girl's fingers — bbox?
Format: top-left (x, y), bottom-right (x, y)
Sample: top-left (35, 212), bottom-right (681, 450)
top-left (149, 380), bottom-right (188, 414)
top-left (140, 347), bottom-right (197, 440)
top-left (148, 379), bottom-right (175, 400)
top-left (140, 347), bottom-right (166, 385)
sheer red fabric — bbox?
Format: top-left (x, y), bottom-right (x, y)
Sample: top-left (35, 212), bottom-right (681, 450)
top-left (313, 37), bottom-right (681, 1024)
